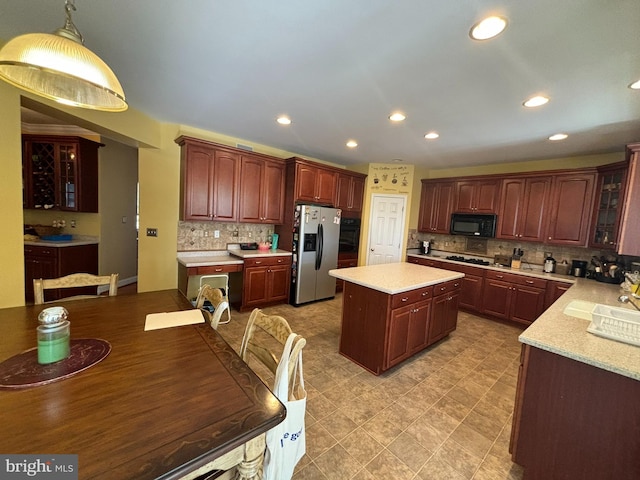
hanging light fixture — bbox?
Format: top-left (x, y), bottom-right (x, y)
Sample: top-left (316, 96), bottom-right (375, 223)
top-left (0, 0), bottom-right (127, 111)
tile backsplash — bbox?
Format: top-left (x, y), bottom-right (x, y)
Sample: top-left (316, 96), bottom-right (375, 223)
top-left (177, 221), bottom-right (275, 251)
top-left (409, 230), bottom-right (612, 267)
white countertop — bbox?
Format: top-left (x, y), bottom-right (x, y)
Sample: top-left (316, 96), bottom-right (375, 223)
top-left (24, 235), bottom-right (99, 247)
top-left (177, 249), bottom-right (291, 267)
top-left (329, 262), bottom-right (464, 294)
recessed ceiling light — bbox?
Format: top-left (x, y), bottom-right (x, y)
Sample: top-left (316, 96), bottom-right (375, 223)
top-left (276, 116), bottom-right (291, 125)
top-left (389, 112), bottom-right (406, 122)
top-left (470, 16), bottom-right (508, 40)
top-left (630, 79), bottom-right (640, 90)
top-left (424, 132), bottom-right (439, 140)
top-left (346, 140), bottom-right (358, 148)
top-left (549, 133), bottom-right (568, 141)
top-left (523, 95), bottom-right (550, 108)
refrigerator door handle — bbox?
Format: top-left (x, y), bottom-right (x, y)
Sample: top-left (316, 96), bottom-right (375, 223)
top-left (316, 223), bottom-right (323, 271)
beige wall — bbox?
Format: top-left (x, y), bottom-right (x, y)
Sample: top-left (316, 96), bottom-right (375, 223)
top-left (0, 82), bottom-right (629, 308)
top-left (99, 139), bottom-right (138, 281)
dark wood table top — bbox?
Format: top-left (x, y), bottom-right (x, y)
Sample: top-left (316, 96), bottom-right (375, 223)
top-left (0, 290), bottom-right (285, 480)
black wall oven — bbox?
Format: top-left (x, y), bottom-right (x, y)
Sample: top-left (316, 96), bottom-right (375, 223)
top-left (339, 218), bottom-right (361, 253)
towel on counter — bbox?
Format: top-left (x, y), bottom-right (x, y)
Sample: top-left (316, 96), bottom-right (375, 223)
top-left (144, 310), bottom-right (205, 331)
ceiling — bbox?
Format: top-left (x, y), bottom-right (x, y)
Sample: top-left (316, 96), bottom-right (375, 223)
top-left (3, 0), bottom-right (640, 168)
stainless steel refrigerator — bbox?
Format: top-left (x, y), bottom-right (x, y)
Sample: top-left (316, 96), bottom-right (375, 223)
top-left (291, 205), bottom-right (341, 306)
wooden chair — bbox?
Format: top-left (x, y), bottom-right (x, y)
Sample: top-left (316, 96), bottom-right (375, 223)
top-left (239, 308), bottom-right (306, 395)
top-left (194, 284), bottom-right (230, 330)
top-left (33, 273), bottom-right (119, 305)
top-left (199, 274), bottom-right (231, 323)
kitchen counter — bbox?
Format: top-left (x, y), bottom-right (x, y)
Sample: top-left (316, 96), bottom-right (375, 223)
top-left (329, 261), bottom-right (464, 294)
top-left (519, 277), bottom-right (640, 381)
top-left (24, 235), bottom-right (99, 247)
top-left (406, 252), bottom-right (577, 284)
top-left (177, 248), bottom-right (292, 267)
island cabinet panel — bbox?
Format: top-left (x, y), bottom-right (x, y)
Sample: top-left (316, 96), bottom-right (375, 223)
top-left (339, 278), bottom-right (461, 375)
top-left (511, 344), bottom-right (640, 480)
top-left (496, 176), bottom-right (551, 242)
top-left (418, 180), bottom-right (455, 233)
top-left (454, 179), bottom-right (500, 213)
top-left (546, 171), bottom-right (596, 246)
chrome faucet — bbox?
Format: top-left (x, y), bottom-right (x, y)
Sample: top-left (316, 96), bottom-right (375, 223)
top-left (618, 295), bottom-right (640, 311)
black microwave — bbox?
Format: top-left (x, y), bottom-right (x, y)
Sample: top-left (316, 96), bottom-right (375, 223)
top-left (450, 213), bottom-right (497, 237)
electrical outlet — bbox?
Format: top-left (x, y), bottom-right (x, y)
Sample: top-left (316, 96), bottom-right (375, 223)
top-left (70, 220), bottom-right (76, 228)
top-left (146, 228), bottom-right (158, 237)
top-left (248, 232), bottom-right (252, 238)
top-left (214, 230), bottom-right (220, 238)
top-left (233, 230), bottom-right (239, 237)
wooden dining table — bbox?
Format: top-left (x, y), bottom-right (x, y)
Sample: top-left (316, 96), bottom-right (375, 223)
top-left (0, 290), bottom-right (285, 480)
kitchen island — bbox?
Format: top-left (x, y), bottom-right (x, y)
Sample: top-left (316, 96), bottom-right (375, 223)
top-left (510, 278), bottom-right (640, 480)
top-left (329, 262), bottom-right (464, 375)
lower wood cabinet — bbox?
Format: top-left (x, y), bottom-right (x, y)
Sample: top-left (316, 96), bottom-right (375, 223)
top-left (240, 256), bottom-right (291, 311)
top-left (340, 279), bottom-right (461, 375)
top-left (335, 254), bottom-right (358, 292)
top-left (439, 262), bottom-right (484, 313)
top-left (544, 280), bottom-right (572, 309)
top-left (24, 244), bottom-right (98, 303)
top-left (482, 270), bottom-right (547, 325)
top-left (511, 344), bottom-right (640, 479)
top-left (429, 281), bottom-right (461, 344)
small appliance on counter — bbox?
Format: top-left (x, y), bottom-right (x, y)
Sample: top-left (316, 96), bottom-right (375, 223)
top-left (571, 260), bottom-right (588, 277)
top-left (591, 255), bottom-right (624, 284)
top-left (494, 254), bottom-right (512, 267)
top-left (555, 260), bottom-right (571, 276)
top-left (420, 240), bottom-right (431, 255)
top-left (543, 252), bottom-right (556, 273)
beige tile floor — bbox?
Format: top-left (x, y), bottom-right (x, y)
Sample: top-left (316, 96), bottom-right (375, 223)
top-left (217, 294), bottom-right (526, 480)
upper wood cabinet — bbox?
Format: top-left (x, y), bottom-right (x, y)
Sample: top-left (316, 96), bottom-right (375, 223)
top-left (239, 155), bottom-right (285, 224)
top-left (589, 161), bottom-right (628, 250)
top-left (546, 171), bottom-right (596, 246)
top-left (418, 180), bottom-right (455, 233)
top-left (293, 159), bottom-right (337, 204)
top-left (177, 136), bottom-right (285, 224)
top-left (496, 176), bottom-right (552, 242)
top-left (22, 135), bottom-right (101, 212)
top-left (177, 137), bottom-right (240, 222)
top-left (618, 144), bottom-right (640, 256)
top-left (454, 179), bottom-right (500, 213)
top-left (335, 171), bottom-right (366, 216)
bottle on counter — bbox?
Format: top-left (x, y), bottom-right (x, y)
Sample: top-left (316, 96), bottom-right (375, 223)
top-left (543, 252), bottom-right (556, 273)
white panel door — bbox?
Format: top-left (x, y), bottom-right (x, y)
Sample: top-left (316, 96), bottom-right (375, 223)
top-left (367, 194), bottom-right (406, 265)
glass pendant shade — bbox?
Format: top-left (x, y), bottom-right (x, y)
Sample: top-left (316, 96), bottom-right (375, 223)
top-left (0, 3), bottom-right (127, 112)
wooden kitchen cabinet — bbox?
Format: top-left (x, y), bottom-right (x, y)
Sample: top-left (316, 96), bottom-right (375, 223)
top-left (386, 298), bottom-right (431, 369)
top-left (618, 143), bottom-right (640, 255)
top-left (544, 280), bottom-right (572, 310)
top-left (292, 159), bottom-right (337, 205)
top-left (546, 171), bottom-right (596, 246)
top-left (335, 171), bottom-right (366, 216)
top-left (23, 135), bottom-right (101, 212)
top-left (497, 176), bottom-right (551, 242)
top-left (24, 243), bottom-right (98, 303)
top-left (454, 178), bottom-right (500, 213)
top-left (335, 253), bottom-right (358, 292)
top-left (418, 180), bottom-right (455, 233)
top-left (589, 162), bottom-right (627, 249)
top-left (511, 344), bottom-right (640, 480)
top-left (240, 256), bottom-right (291, 311)
top-left (428, 279), bottom-right (461, 344)
top-left (177, 136), bottom-right (240, 222)
top-left (482, 270), bottom-right (547, 325)
top-left (441, 262), bottom-right (484, 313)
top-left (407, 255), bottom-right (443, 268)
top-left (239, 154), bottom-right (286, 224)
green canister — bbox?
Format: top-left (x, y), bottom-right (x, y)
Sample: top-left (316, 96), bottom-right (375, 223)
top-left (37, 306), bottom-right (70, 364)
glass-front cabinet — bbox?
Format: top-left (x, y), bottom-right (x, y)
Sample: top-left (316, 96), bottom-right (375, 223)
top-left (590, 162), bottom-right (627, 249)
top-left (22, 135), bottom-right (101, 213)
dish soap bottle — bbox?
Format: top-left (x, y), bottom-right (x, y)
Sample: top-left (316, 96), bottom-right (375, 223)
top-left (543, 252), bottom-right (556, 273)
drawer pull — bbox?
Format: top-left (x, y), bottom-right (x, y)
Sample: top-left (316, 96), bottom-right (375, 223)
top-left (254, 261), bottom-right (262, 265)
top-left (422, 292), bottom-right (429, 296)
top-left (440, 286), bottom-right (446, 291)
top-left (454, 283), bottom-right (459, 287)
top-left (525, 280), bottom-right (534, 284)
top-left (401, 297), bottom-right (409, 302)
top-left (496, 275), bottom-right (504, 279)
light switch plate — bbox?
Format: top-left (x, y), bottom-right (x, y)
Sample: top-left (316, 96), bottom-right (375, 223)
top-left (146, 228), bottom-right (158, 237)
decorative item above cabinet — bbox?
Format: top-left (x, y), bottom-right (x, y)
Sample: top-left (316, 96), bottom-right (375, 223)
top-left (22, 135), bottom-right (102, 213)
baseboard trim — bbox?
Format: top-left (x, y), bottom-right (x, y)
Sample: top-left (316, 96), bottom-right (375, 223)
top-left (98, 275), bottom-right (137, 295)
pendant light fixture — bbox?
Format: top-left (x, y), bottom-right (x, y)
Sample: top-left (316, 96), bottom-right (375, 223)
top-left (0, 0), bottom-right (127, 111)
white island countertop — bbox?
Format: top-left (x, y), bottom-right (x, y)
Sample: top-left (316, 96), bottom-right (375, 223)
top-left (519, 277), bottom-right (640, 381)
top-left (329, 262), bottom-right (464, 295)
